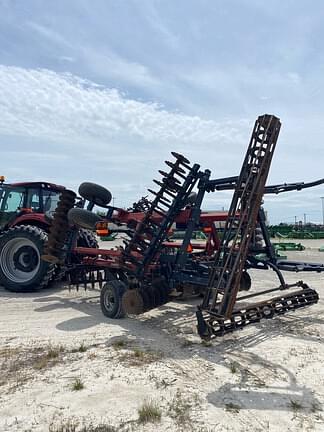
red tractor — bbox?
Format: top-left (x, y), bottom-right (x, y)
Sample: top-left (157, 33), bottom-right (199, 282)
top-left (0, 178), bottom-right (98, 292)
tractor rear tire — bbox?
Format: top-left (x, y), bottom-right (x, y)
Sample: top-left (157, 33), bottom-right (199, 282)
top-left (100, 280), bottom-right (126, 318)
top-left (78, 182), bottom-right (112, 207)
top-left (77, 228), bottom-right (99, 249)
top-left (240, 271), bottom-right (252, 291)
top-left (0, 225), bottom-right (54, 292)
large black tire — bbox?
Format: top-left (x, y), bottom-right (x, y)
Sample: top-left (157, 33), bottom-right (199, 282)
top-left (0, 225), bottom-right (54, 292)
top-left (100, 280), bottom-right (126, 318)
top-left (77, 228), bottom-right (99, 248)
top-left (78, 182), bottom-right (112, 207)
top-left (240, 271), bottom-right (252, 291)
top-left (68, 208), bottom-right (102, 230)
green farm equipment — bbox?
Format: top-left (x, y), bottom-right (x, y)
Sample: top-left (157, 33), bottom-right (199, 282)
top-left (272, 242), bottom-right (305, 251)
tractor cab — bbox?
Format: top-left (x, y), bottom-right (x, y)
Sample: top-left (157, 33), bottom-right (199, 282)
top-left (0, 180), bottom-right (64, 231)
top-left (0, 184), bottom-right (25, 230)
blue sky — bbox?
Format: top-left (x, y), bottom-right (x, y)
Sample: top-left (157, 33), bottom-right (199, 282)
top-left (0, 0), bottom-right (324, 223)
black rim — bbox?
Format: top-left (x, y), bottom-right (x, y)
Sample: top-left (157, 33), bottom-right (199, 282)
top-left (103, 286), bottom-right (116, 313)
top-left (13, 246), bottom-right (39, 272)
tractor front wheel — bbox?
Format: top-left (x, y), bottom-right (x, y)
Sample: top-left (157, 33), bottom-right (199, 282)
top-left (0, 225), bottom-right (54, 292)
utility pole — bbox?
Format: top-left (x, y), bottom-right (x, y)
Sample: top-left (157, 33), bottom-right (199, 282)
top-left (294, 215), bottom-right (297, 225)
top-left (321, 197), bottom-right (324, 226)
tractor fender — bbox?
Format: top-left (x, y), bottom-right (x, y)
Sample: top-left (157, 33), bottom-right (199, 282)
top-left (9, 214), bottom-right (50, 231)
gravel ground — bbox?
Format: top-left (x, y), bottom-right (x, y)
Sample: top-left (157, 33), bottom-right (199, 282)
top-left (0, 239), bottom-right (323, 432)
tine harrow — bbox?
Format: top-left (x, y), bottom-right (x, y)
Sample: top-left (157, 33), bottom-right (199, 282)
top-left (201, 114), bottom-right (281, 318)
top-left (122, 152), bottom-right (201, 278)
top-left (121, 152), bottom-right (201, 314)
top-left (197, 114), bottom-right (319, 339)
top-left (197, 284), bottom-right (319, 338)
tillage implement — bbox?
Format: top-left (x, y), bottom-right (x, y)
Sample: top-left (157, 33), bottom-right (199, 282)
top-left (41, 114), bottom-right (324, 339)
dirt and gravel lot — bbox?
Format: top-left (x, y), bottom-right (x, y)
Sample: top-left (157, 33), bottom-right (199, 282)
top-left (0, 239), bottom-right (324, 432)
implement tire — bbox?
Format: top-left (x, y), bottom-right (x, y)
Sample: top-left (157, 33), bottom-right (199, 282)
top-left (78, 182), bottom-right (112, 207)
top-left (100, 280), bottom-right (126, 318)
top-left (0, 225), bottom-right (54, 292)
top-left (68, 208), bottom-right (102, 230)
top-left (239, 271), bottom-right (252, 291)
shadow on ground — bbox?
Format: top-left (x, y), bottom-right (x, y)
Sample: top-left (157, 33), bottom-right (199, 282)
top-left (1, 279), bottom-right (321, 415)
top-left (30, 288), bottom-right (324, 414)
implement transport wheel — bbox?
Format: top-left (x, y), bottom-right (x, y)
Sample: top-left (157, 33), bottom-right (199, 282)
top-left (0, 225), bottom-right (54, 292)
top-left (68, 208), bottom-right (102, 230)
top-left (78, 182), bottom-right (112, 207)
top-left (100, 280), bottom-right (126, 318)
top-left (239, 271), bottom-right (252, 291)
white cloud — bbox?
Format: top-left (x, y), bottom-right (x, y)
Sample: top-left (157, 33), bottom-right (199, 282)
top-left (80, 49), bottom-right (161, 90)
top-left (0, 65), bottom-right (249, 207)
top-left (0, 65), bottom-right (246, 150)
top-left (135, 0), bottom-right (181, 51)
top-left (26, 20), bottom-right (162, 92)
top-left (0, 65), bottom-right (322, 222)
top-left (27, 21), bottom-right (72, 48)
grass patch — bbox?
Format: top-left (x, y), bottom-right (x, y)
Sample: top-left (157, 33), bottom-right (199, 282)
top-left (111, 339), bottom-right (128, 350)
top-left (49, 417), bottom-right (79, 432)
top-left (311, 401), bottom-right (322, 413)
top-left (34, 345), bottom-right (65, 370)
top-left (225, 402), bottom-right (241, 413)
top-left (78, 343), bottom-right (87, 353)
top-left (49, 418), bottom-right (118, 432)
top-left (133, 348), bottom-right (145, 358)
top-left (201, 340), bottom-right (212, 347)
top-left (132, 348), bottom-right (163, 365)
top-left (71, 377), bottom-right (85, 391)
top-left (34, 356), bottom-right (51, 370)
top-left (290, 399), bottom-right (303, 411)
top-left (47, 345), bottom-right (65, 359)
top-left (110, 340), bottom-right (163, 366)
top-left (181, 339), bottom-right (194, 348)
top-left (0, 347), bottom-right (20, 357)
top-left (117, 347), bottom-right (163, 366)
top-left (138, 400), bottom-right (162, 424)
top-left (168, 390), bottom-right (194, 426)
top-left (0, 344), bottom-right (66, 390)
top-left (79, 424), bottom-right (117, 432)
top-left (229, 362), bottom-right (238, 374)
top-left (71, 343), bottom-right (87, 353)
